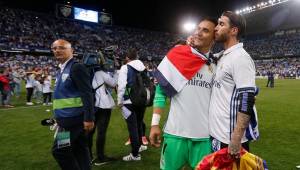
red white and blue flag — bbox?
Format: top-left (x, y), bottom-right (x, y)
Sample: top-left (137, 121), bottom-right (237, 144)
top-left (154, 45), bottom-right (208, 97)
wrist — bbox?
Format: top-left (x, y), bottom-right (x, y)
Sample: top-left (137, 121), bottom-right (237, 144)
top-left (231, 131), bottom-right (242, 143)
top-left (151, 113), bottom-right (161, 126)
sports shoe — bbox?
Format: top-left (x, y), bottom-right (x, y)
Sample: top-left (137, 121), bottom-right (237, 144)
top-left (43, 103), bottom-right (47, 106)
top-left (125, 138), bottom-right (131, 146)
top-left (139, 145), bottom-right (148, 152)
top-left (26, 102), bottom-right (34, 105)
top-left (142, 136), bottom-right (149, 145)
top-left (122, 153), bottom-right (141, 161)
top-left (94, 156), bottom-right (116, 166)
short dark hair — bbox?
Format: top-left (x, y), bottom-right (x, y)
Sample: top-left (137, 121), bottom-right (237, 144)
top-left (126, 48), bottom-right (137, 60)
top-left (222, 11), bottom-right (246, 39)
top-left (202, 16), bottom-right (218, 27)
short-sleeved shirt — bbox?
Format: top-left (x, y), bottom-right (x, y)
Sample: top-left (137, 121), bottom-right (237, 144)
top-left (164, 64), bottom-right (215, 139)
top-left (209, 43), bottom-right (256, 144)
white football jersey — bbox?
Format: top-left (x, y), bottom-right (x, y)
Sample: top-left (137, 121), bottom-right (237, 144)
top-left (209, 43), bottom-right (258, 144)
top-left (164, 64), bottom-right (215, 139)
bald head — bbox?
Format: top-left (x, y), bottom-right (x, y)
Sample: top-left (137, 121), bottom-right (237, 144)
top-left (52, 39), bottom-right (72, 49)
top-left (51, 39), bottom-right (73, 63)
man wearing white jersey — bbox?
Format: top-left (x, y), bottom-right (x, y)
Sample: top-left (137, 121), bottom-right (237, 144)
top-left (149, 18), bottom-right (217, 170)
top-left (209, 11), bottom-right (259, 158)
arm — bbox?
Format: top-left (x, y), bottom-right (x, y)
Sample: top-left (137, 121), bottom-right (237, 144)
top-left (230, 54), bottom-right (256, 156)
top-left (101, 71), bottom-right (117, 88)
top-left (229, 112), bottom-right (251, 157)
top-left (117, 65), bottom-right (128, 106)
top-left (149, 84), bottom-right (167, 147)
top-left (71, 63), bottom-right (94, 131)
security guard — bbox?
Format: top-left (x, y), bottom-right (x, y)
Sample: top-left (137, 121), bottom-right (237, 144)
top-left (51, 39), bottom-right (94, 170)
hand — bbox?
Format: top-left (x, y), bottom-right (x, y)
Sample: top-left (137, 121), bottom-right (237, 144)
top-left (228, 138), bottom-right (241, 159)
top-left (118, 103), bottom-right (123, 108)
top-left (149, 125), bottom-right (162, 147)
top-left (186, 36), bottom-right (194, 46)
top-left (83, 121), bottom-right (94, 132)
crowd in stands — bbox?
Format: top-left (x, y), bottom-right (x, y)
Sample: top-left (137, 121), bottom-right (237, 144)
top-left (1, 7), bottom-right (300, 108)
top-left (244, 30), bottom-right (300, 58)
top-left (255, 58), bottom-right (300, 78)
top-left (0, 7), bottom-right (181, 59)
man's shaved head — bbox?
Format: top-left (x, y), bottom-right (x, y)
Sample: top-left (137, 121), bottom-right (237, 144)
top-left (51, 39), bottom-right (73, 63)
top-left (51, 39), bottom-right (72, 48)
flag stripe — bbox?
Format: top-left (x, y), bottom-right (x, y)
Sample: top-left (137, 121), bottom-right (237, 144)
top-left (153, 69), bottom-right (177, 97)
top-left (156, 56), bottom-right (188, 95)
top-left (166, 45), bottom-right (207, 80)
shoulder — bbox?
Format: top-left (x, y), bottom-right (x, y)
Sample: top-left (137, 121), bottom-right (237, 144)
top-left (72, 63), bottom-right (86, 71)
top-left (70, 63), bottom-right (89, 76)
top-left (96, 70), bottom-right (109, 77)
top-left (230, 48), bottom-right (253, 66)
top-left (119, 64), bottom-right (128, 72)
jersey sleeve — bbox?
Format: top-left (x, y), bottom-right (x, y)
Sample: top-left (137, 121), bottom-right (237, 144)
top-left (232, 54), bottom-right (256, 90)
top-left (153, 84), bottom-right (167, 108)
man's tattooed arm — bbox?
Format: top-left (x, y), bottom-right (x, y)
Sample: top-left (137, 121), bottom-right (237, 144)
top-left (228, 112), bottom-right (251, 157)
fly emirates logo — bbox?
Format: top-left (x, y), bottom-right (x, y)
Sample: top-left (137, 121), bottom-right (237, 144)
top-left (187, 73), bottom-right (212, 89)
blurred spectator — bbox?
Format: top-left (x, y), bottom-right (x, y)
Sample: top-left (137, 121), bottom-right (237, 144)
top-left (12, 66), bottom-right (25, 98)
top-left (0, 67), bottom-right (14, 107)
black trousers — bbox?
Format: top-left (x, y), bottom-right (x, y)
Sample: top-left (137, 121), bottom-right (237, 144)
top-left (52, 125), bottom-right (91, 170)
top-left (1, 90), bottom-right (7, 105)
top-left (26, 87), bottom-right (34, 102)
top-left (124, 104), bottom-right (146, 157)
top-left (87, 108), bottom-right (112, 160)
top-left (266, 78), bottom-right (274, 88)
top-left (142, 121), bottom-right (146, 136)
top-left (43, 92), bottom-right (52, 103)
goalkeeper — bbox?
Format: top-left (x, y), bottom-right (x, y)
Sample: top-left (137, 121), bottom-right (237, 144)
top-left (149, 18), bottom-right (217, 170)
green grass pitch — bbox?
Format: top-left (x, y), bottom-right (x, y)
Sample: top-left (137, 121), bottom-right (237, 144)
top-left (0, 79), bottom-right (299, 169)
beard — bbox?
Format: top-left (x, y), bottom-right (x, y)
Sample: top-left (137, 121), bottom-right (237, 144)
top-left (215, 32), bottom-right (228, 43)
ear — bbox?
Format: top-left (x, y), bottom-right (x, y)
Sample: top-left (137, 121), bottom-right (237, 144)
top-left (231, 27), bottom-right (239, 37)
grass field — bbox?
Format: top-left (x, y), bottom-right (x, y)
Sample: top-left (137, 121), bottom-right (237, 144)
top-left (0, 79), bottom-right (300, 170)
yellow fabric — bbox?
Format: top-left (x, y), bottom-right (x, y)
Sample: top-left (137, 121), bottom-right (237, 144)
top-left (196, 148), bottom-right (267, 170)
top-left (239, 152), bottom-right (265, 170)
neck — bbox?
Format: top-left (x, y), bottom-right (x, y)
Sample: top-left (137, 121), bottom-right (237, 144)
top-left (197, 46), bottom-right (210, 54)
top-left (60, 56), bottom-right (72, 64)
top-left (224, 37), bottom-right (239, 50)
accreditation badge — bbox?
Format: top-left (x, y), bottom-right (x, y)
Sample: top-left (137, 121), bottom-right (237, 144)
top-left (61, 73), bottom-right (69, 82)
top-left (56, 130), bottom-right (71, 149)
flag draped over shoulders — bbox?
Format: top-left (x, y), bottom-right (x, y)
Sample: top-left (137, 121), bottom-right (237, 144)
top-left (154, 45), bottom-right (208, 97)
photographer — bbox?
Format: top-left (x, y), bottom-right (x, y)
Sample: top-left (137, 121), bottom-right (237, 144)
top-left (87, 53), bottom-right (118, 166)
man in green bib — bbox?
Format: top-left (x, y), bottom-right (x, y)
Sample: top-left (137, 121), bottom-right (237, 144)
top-left (51, 39), bottom-right (95, 170)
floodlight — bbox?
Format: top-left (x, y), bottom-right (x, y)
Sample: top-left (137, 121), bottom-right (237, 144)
top-left (183, 22), bottom-right (196, 33)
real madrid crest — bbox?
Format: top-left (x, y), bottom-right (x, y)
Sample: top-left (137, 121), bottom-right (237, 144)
top-left (60, 5), bottom-right (72, 17)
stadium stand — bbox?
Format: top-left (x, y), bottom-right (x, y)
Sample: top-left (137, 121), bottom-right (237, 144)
top-left (0, 6), bottom-right (299, 79)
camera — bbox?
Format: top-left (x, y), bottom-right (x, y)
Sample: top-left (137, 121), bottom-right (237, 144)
top-left (41, 118), bottom-right (56, 126)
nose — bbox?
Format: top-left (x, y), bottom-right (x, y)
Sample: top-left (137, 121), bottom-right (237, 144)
top-left (194, 29), bottom-right (202, 37)
top-left (215, 25), bottom-right (219, 32)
